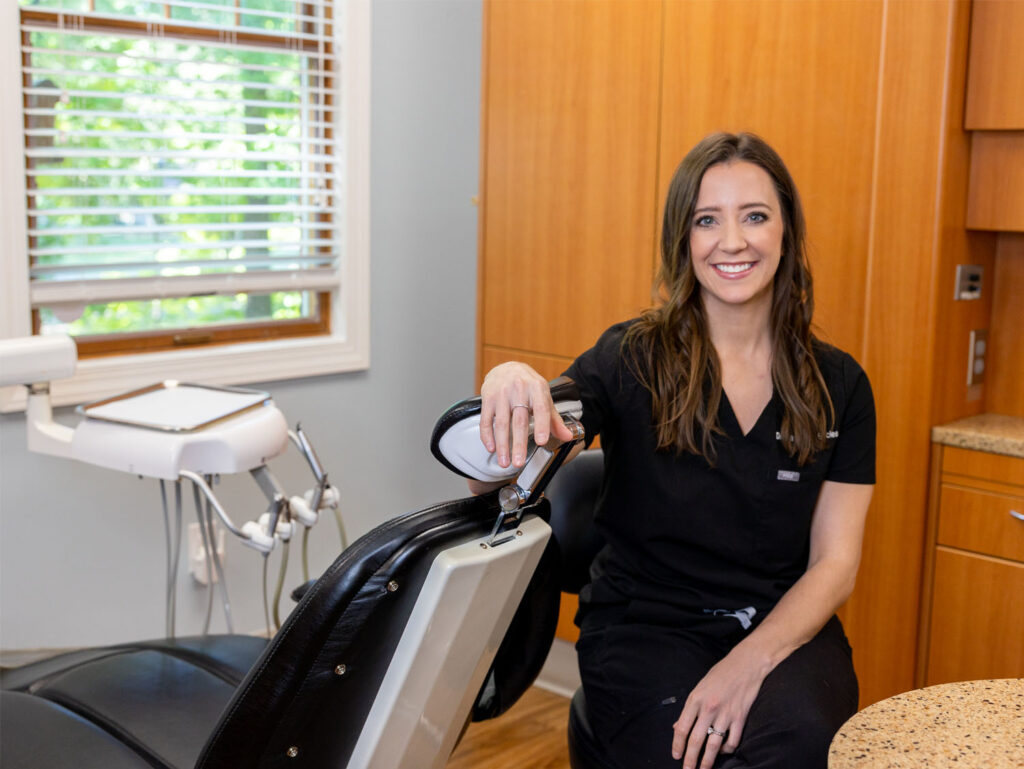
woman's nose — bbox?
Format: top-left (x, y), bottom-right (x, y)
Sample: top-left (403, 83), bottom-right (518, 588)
top-left (720, 220), bottom-right (747, 252)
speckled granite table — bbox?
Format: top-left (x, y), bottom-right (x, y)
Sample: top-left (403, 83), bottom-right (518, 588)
top-left (828, 679), bottom-right (1024, 768)
top-left (931, 414), bottom-right (1024, 459)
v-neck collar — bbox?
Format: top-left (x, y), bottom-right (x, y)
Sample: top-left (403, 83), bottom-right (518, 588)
top-left (719, 389), bottom-right (777, 439)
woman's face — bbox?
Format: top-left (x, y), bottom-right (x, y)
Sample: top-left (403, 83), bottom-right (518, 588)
top-left (687, 160), bottom-right (784, 314)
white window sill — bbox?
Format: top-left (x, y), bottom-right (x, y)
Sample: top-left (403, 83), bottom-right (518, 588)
top-left (0, 330), bottom-right (370, 413)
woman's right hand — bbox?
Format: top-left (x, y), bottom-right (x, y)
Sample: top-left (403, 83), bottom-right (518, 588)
top-left (479, 362), bottom-right (574, 469)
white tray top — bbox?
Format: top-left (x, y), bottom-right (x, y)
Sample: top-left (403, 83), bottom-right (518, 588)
top-left (71, 383), bottom-right (288, 479)
top-left (79, 382), bottom-right (270, 432)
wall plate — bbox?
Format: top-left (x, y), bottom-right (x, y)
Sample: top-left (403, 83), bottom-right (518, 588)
top-left (955, 264), bottom-right (983, 300)
top-left (967, 329), bottom-right (988, 386)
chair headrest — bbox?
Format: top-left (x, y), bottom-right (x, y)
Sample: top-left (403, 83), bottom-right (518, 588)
top-left (429, 377), bottom-right (582, 482)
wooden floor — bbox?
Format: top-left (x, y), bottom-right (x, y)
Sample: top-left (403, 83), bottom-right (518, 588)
top-left (446, 686), bottom-right (573, 769)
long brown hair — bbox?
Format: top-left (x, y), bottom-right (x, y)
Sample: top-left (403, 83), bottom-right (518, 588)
top-left (623, 132), bottom-right (833, 465)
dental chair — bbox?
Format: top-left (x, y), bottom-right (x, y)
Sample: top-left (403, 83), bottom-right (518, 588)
top-left (543, 448), bottom-right (612, 769)
top-left (0, 375), bottom-right (586, 769)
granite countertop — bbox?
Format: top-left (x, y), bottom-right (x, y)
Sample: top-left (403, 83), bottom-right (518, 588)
top-left (828, 678), bottom-right (1024, 768)
top-left (931, 413), bottom-right (1024, 459)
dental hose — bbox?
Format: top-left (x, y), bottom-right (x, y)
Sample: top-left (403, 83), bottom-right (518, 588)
top-left (272, 539), bottom-right (290, 631)
top-left (334, 504), bottom-right (348, 550)
top-left (204, 476), bottom-right (233, 633)
top-left (192, 482), bottom-right (215, 635)
top-left (302, 527), bottom-right (310, 582)
top-left (299, 487), bottom-right (347, 584)
top-left (162, 480), bottom-right (183, 639)
top-left (262, 555), bottom-right (272, 639)
top-left (160, 480), bottom-right (173, 638)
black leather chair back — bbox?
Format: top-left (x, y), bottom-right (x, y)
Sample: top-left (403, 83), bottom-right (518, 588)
top-left (543, 448), bottom-right (617, 769)
top-left (2, 492), bottom-right (561, 769)
top-left (198, 494), bottom-right (506, 768)
top-left (545, 448), bottom-right (606, 594)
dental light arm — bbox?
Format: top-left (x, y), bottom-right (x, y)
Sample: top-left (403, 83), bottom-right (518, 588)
top-left (0, 335), bottom-right (78, 458)
top-left (0, 334), bottom-right (78, 386)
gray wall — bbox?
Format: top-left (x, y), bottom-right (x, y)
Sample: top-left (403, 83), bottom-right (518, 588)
top-left (0, 0), bottom-right (482, 650)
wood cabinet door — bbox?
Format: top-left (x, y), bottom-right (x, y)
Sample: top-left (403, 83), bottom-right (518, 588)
top-left (965, 0), bottom-right (1024, 129)
top-left (926, 547), bottom-right (1024, 685)
top-left (480, 0), bottom-right (662, 360)
top-left (967, 133), bottom-right (1024, 232)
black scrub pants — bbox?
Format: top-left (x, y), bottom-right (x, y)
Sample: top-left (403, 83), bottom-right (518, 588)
top-left (576, 614), bottom-right (858, 769)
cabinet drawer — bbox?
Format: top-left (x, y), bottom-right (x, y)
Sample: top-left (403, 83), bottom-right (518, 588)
top-left (941, 446), bottom-right (1024, 488)
top-left (926, 548), bottom-right (1024, 686)
top-left (937, 484), bottom-right (1024, 562)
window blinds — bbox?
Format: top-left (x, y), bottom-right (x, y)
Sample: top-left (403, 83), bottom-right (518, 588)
top-left (20, 0), bottom-right (342, 310)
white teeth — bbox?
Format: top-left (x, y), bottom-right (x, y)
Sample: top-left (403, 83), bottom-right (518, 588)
top-left (714, 262), bottom-right (753, 274)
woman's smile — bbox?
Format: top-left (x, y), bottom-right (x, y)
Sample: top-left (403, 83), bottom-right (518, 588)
top-left (711, 261), bottom-right (758, 277)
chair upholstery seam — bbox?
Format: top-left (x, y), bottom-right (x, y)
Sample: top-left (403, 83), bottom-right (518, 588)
top-left (33, 690), bottom-right (175, 769)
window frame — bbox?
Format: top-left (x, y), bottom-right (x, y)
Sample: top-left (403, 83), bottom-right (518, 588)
top-left (0, 0), bottom-right (370, 413)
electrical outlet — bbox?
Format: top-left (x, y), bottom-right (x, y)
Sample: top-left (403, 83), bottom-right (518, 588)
top-left (188, 522), bottom-right (226, 585)
top-left (954, 264), bottom-right (983, 300)
top-left (967, 329), bottom-right (988, 387)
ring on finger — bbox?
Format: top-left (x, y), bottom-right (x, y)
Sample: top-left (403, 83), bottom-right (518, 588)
top-left (707, 726), bottom-right (727, 738)
top-left (510, 403), bottom-right (530, 412)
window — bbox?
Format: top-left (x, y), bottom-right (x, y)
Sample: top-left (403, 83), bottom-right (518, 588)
top-left (0, 0), bottom-right (369, 410)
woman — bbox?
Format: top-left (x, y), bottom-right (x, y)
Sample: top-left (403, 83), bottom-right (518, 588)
top-left (475, 132), bottom-right (875, 769)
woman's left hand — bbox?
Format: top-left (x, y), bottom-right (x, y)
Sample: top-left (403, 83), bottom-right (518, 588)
top-left (670, 646), bottom-right (770, 769)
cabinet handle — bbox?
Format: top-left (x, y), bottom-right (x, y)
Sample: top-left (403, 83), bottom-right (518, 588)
top-left (1012, 510), bottom-right (1024, 522)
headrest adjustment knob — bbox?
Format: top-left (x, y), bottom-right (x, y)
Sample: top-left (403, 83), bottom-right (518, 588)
top-left (498, 485), bottom-right (528, 512)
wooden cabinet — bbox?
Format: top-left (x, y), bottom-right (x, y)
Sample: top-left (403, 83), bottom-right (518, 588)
top-left (964, 1), bottom-right (1024, 230)
top-left (919, 445), bottom-right (1024, 686)
top-left (967, 132), bottom-right (1024, 232)
top-left (479, 0), bottom-right (661, 364)
top-left (964, 0), bottom-right (1024, 129)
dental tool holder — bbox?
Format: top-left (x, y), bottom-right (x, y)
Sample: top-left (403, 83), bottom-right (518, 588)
top-left (64, 381), bottom-right (331, 555)
top-left (0, 334), bottom-right (337, 559)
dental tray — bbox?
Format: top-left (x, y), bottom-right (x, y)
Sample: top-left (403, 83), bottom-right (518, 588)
top-left (77, 382), bottom-right (270, 432)
top-left (70, 382), bottom-right (289, 479)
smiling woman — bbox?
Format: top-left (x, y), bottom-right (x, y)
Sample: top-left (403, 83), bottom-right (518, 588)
top-left (474, 132), bottom-right (875, 769)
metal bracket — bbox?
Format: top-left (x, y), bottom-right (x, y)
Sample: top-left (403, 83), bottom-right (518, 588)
top-left (290, 424), bottom-right (329, 513)
top-left (251, 465), bottom-right (289, 535)
top-left (488, 415), bottom-right (585, 546)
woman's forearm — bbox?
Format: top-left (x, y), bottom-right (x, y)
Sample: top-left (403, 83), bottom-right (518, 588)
top-left (729, 554), bottom-right (859, 675)
top-left (728, 480), bottom-right (873, 672)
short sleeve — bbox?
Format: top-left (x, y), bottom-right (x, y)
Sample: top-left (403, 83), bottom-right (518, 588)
top-left (562, 321), bottom-right (634, 447)
top-left (824, 355), bottom-right (876, 484)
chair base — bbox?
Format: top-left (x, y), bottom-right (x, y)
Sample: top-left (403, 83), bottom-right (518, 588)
top-left (567, 687), bottom-right (620, 769)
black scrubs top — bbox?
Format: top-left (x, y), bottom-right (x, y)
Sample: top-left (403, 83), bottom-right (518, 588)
top-left (564, 320), bottom-right (876, 637)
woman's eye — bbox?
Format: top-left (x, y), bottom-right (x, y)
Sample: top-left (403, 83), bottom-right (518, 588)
top-left (747, 211), bottom-right (768, 223)
top-left (695, 215), bottom-right (715, 227)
